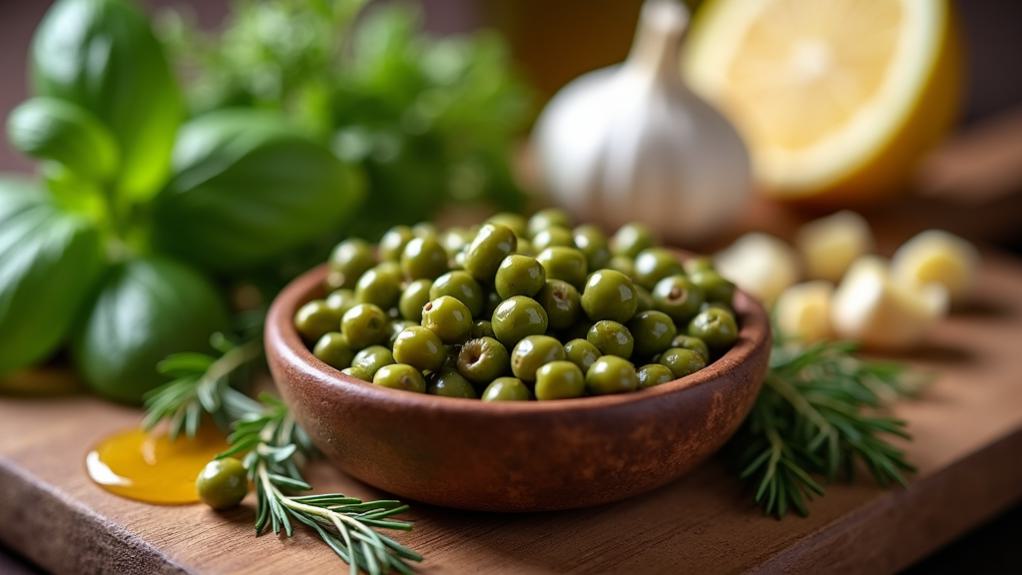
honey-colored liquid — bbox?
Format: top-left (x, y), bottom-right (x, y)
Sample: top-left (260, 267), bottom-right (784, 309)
top-left (85, 424), bottom-right (229, 504)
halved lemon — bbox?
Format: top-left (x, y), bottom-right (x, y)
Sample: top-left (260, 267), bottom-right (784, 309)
top-left (683, 0), bottom-right (961, 204)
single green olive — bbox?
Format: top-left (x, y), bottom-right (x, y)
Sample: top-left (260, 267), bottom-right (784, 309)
top-left (572, 224), bottom-right (611, 270)
top-left (687, 308), bottom-right (739, 352)
top-left (351, 345), bottom-right (394, 378)
top-left (491, 295), bottom-right (548, 347)
top-left (328, 239), bottom-right (376, 289)
top-left (471, 319), bottom-right (495, 339)
top-left (527, 208), bottom-right (572, 238)
top-left (196, 457), bottom-right (249, 510)
top-left (535, 279), bottom-right (581, 330)
top-left (611, 223), bottom-right (655, 258)
top-left (400, 236), bottom-right (448, 280)
top-left (670, 334), bottom-right (710, 362)
top-left (585, 356), bottom-right (638, 395)
top-left (340, 365), bottom-right (372, 381)
top-left (637, 363), bottom-right (675, 389)
top-left (441, 227), bottom-right (472, 257)
top-left (341, 303), bottom-right (389, 349)
top-left (535, 360), bottom-right (585, 400)
top-left (495, 254), bottom-right (546, 299)
top-left (532, 226), bottom-right (574, 252)
top-left (607, 255), bottom-right (636, 279)
top-left (457, 336), bottom-right (510, 384)
top-left (586, 320), bottom-right (634, 358)
top-left (486, 212), bottom-right (528, 238)
top-left (580, 269), bottom-right (638, 323)
top-left (536, 246), bottom-right (588, 290)
top-left (430, 271), bottom-right (484, 317)
top-left (324, 289), bottom-right (358, 317)
top-left (428, 369), bottom-right (477, 398)
top-left (510, 335), bottom-right (565, 382)
top-left (294, 299), bottom-right (341, 344)
top-left (633, 248), bottom-right (684, 289)
top-left (689, 269), bottom-right (736, 305)
top-left (515, 237), bottom-right (535, 257)
top-left (563, 338), bottom-right (601, 373)
top-left (313, 332), bottom-right (354, 370)
top-left (354, 262), bottom-right (403, 309)
top-left (373, 363), bottom-right (427, 393)
top-left (628, 310), bottom-right (677, 359)
top-left (378, 225), bottom-right (415, 262)
top-left (481, 377), bottom-right (531, 401)
top-left (421, 296), bottom-right (473, 344)
top-left (464, 223), bottom-right (517, 282)
top-left (659, 347), bottom-right (707, 378)
top-left (652, 275), bottom-right (704, 322)
top-left (392, 326), bottom-right (447, 371)
top-left (398, 279), bottom-right (433, 322)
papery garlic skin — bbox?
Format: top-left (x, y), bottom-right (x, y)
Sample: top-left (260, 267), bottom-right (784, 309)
top-left (832, 256), bottom-right (949, 350)
top-left (891, 230), bottom-right (978, 303)
top-left (534, 0), bottom-right (751, 244)
top-left (775, 281), bottom-right (834, 343)
top-left (797, 211), bottom-right (873, 283)
top-left (715, 233), bottom-right (800, 306)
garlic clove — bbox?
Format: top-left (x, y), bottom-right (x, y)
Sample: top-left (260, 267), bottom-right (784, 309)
top-left (831, 256), bottom-right (949, 350)
top-left (714, 232), bottom-right (799, 307)
top-left (775, 281), bottom-right (834, 344)
top-left (891, 230), bottom-right (979, 304)
top-left (796, 211), bottom-right (873, 283)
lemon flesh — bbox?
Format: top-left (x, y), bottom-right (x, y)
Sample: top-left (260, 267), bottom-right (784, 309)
top-left (684, 0), bottom-right (960, 203)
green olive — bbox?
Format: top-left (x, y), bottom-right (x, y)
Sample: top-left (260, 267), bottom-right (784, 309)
top-left (457, 337), bottom-right (510, 384)
top-left (535, 361), bottom-right (585, 400)
top-left (428, 369), bottom-right (477, 398)
top-left (637, 363), bottom-right (675, 389)
top-left (669, 335), bottom-right (710, 362)
top-left (341, 303), bottom-right (389, 349)
top-left (464, 223), bottom-right (517, 282)
top-left (340, 365), bottom-right (372, 381)
top-left (611, 223), bottom-right (655, 258)
top-left (481, 377), bottom-right (531, 401)
top-left (400, 236), bottom-right (448, 280)
top-left (532, 226), bottom-right (574, 252)
top-left (585, 356), bottom-right (638, 395)
top-left (398, 279), bottom-right (433, 322)
top-left (633, 248), bottom-right (684, 289)
top-left (328, 239), bottom-right (376, 289)
top-left (354, 262), bottom-right (403, 309)
top-left (586, 320), bottom-right (634, 359)
top-left (491, 295), bottom-right (548, 347)
top-left (421, 296), bottom-right (473, 344)
top-left (373, 363), bottom-right (427, 393)
top-left (495, 255), bottom-right (546, 299)
top-left (688, 308), bottom-right (739, 352)
top-left (379, 225), bottom-right (414, 262)
top-left (392, 326), bottom-right (446, 371)
top-left (535, 279), bottom-right (581, 330)
top-left (527, 208), bottom-right (572, 238)
top-left (471, 319), bottom-right (495, 339)
top-left (572, 225), bottom-right (611, 270)
top-left (652, 275), bottom-right (704, 322)
top-left (324, 289), bottom-right (358, 317)
top-left (196, 457), bottom-right (249, 510)
top-left (430, 271), bottom-right (484, 317)
top-left (581, 269), bottom-right (638, 323)
top-left (627, 310), bottom-right (677, 359)
top-left (313, 332), bottom-right (354, 370)
top-left (536, 246), bottom-right (588, 290)
top-left (486, 212), bottom-right (528, 238)
top-left (510, 335), bottom-right (565, 382)
top-left (294, 299), bottom-right (341, 344)
top-left (564, 338), bottom-right (600, 373)
top-left (351, 345), bottom-right (394, 378)
top-left (659, 347), bottom-right (707, 378)
top-left (689, 269), bottom-right (736, 305)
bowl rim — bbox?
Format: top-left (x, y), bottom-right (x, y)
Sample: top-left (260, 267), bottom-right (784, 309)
top-left (266, 263), bottom-right (771, 416)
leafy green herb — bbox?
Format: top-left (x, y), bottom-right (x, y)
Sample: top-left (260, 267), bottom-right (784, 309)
top-left (732, 338), bottom-right (922, 517)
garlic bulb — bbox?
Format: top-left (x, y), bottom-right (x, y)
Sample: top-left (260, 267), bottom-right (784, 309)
top-left (832, 256), bottom-right (949, 350)
top-left (715, 233), bottom-right (800, 306)
top-left (775, 281), bottom-right (835, 344)
top-left (796, 211), bottom-right (873, 283)
top-left (533, 0), bottom-right (751, 244)
top-left (891, 230), bottom-right (978, 304)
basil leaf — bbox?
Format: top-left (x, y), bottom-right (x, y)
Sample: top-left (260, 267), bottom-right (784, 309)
top-left (0, 177), bottom-right (105, 374)
top-left (152, 109), bottom-right (362, 273)
top-left (31, 0), bottom-right (181, 199)
top-left (72, 256), bottom-right (229, 404)
top-left (7, 97), bottom-right (119, 182)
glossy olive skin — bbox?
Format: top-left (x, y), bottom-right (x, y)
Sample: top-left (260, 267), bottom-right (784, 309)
top-left (534, 360), bottom-right (585, 400)
top-left (652, 275), bottom-right (704, 322)
top-left (341, 303), bottom-right (389, 349)
top-left (487, 212), bottom-right (527, 238)
top-left (441, 228), bottom-right (472, 257)
top-left (510, 335), bottom-right (565, 382)
top-left (581, 269), bottom-right (638, 323)
top-left (564, 338), bottom-right (600, 373)
top-left (670, 334), bottom-right (710, 362)
top-left (684, 257), bottom-right (715, 274)
top-left (373, 363), bottom-right (427, 393)
top-left (586, 320), bottom-right (634, 359)
top-left (688, 308), bottom-right (739, 352)
top-left (351, 345), bottom-right (395, 378)
top-left (607, 255), bottom-right (636, 279)
top-left (628, 310), bottom-right (677, 359)
top-left (515, 238), bottom-right (535, 257)
top-left (328, 239), bottom-right (376, 289)
top-left (527, 208), bottom-right (571, 238)
top-left (637, 363), bottom-right (675, 389)
top-left (464, 223), bottom-right (517, 282)
top-left (430, 271), bottom-right (484, 317)
top-left (428, 369), bottom-right (477, 398)
top-left (536, 246), bottom-right (588, 290)
top-left (412, 222), bottom-right (437, 239)
top-left (340, 365), bottom-right (372, 381)
top-left (325, 289), bottom-right (358, 317)
top-left (481, 377), bottom-right (531, 401)
top-left (398, 279), bottom-right (433, 322)
top-left (572, 225), bottom-right (611, 270)
top-left (532, 226), bottom-right (574, 252)
top-left (401, 236), bottom-right (448, 280)
top-left (392, 326), bottom-right (447, 371)
top-left (294, 299), bottom-right (341, 344)
top-left (585, 356), bottom-right (639, 395)
top-left (354, 262), bottom-right (403, 309)
top-left (389, 320), bottom-right (417, 346)
top-left (313, 332), bottom-right (354, 369)
top-left (379, 225), bottom-right (414, 262)
top-left (421, 296), bottom-right (473, 344)
top-left (471, 319), bottom-right (495, 339)
top-left (536, 279), bottom-right (581, 330)
top-left (491, 296), bottom-right (549, 347)
top-left (457, 337), bottom-right (510, 384)
top-left (689, 270), bottom-right (736, 305)
top-left (659, 347), bottom-right (707, 378)
top-left (633, 248), bottom-right (685, 289)
top-left (611, 223), bottom-right (655, 258)
top-left (495, 255), bottom-right (546, 299)
top-left (196, 457), bottom-right (249, 510)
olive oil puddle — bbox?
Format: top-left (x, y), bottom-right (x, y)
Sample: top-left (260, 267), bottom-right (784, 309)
top-left (86, 424), bottom-right (228, 504)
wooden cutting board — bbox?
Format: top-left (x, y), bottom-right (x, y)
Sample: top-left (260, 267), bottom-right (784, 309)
top-left (1, 253), bottom-right (1021, 575)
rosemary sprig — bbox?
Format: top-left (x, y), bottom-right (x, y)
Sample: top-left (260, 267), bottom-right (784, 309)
top-left (219, 394), bottom-right (422, 575)
top-left (732, 338), bottom-right (922, 518)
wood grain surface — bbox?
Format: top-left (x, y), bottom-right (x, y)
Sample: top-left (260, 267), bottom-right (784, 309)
top-left (0, 254), bottom-right (1021, 574)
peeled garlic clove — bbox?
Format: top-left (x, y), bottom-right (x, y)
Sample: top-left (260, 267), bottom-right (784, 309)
top-left (832, 256), bottom-right (949, 350)
top-left (715, 233), bottom-right (799, 306)
top-left (796, 211), bottom-right (873, 282)
top-left (891, 230), bottom-right (979, 303)
top-left (775, 281), bottom-right (835, 343)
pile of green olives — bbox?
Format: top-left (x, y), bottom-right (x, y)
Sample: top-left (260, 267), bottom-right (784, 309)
top-left (294, 210), bottom-right (740, 402)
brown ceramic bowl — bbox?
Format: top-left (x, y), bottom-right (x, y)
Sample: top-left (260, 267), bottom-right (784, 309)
top-left (266, 264), bottom-right (771, 512)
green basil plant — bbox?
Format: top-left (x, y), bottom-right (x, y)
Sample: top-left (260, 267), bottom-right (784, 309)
top-left (1, 0), bottom-right (362, 403)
